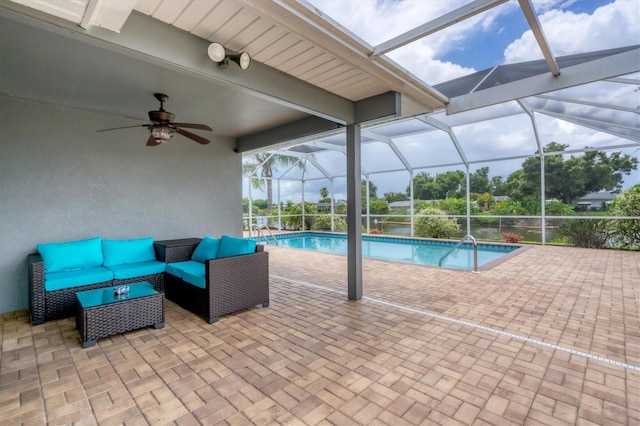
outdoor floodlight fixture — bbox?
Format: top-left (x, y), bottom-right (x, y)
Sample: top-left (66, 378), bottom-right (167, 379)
top-left (207, 42), bottom-right (251, 70)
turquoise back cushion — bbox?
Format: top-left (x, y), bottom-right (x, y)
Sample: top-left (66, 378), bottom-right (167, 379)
top-left (216, 235), bottom-right (257, 258)
top-left (37, 237), bottom-right (104, 273)
top-left (102, 237), bottom-right (156, 267)
top-left (191, 236), bottom-right (220, 262)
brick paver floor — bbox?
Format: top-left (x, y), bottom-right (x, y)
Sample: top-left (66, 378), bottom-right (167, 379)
top-left (1, 244), bottom-right (639, 425)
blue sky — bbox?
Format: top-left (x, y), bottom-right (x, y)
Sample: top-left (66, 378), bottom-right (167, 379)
top-left (439, 0), bottom-right (616, 70)
top-left (244, 0), bottom-right (640, 202)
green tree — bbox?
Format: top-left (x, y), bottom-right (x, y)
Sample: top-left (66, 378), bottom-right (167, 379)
top-left (318, 186), bottom-right (330, 203)
top-left (410, 170), bottom-right (465, 200)
top-left (361, 179), bottom-right (378, 199)
top-left (470, 167), bottom-right (492, 194)
top-left (281, 201), bottom-right (317, 230)
top-left (437, 198), bottom-right (476, 215)
top-left (243, 153), bottom-right (301, 210)
top-left (436, 170), bottom-right (466, 199)
top-left (383, 192), bottom-right (407, 203)
top-left (368, 198), bottom-right (389, 215)
top-left (491, 175), bottom-right (507, 195)
top-left (609, 184), bottom-right (640, 247)
top-left (515, 142), bottom-right (637, 204)
top-left (252, 199), bottom-right (268, 210)
top-left (312, 215), bottom-right (347, 232)
top-left (410, 172), bottom-right (437, 200)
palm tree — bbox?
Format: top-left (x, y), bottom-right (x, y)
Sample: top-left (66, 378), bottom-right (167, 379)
top-left (319, 187), bottom-right (329, 200)
top-left (243, 153), bottom-right (300, 210)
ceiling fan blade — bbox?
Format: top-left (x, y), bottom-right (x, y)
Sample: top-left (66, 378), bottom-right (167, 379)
top-left (96, 124), bottom-right (149, 132)
top-left (146, 135), bottom-right (161, 146)
top-left (175, 127), bottom-right (210, 145)
top-left (172, 123), bottom-right (212, 131)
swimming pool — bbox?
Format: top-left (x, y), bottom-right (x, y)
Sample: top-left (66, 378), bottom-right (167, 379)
top-left (258, 232), bottom-right (521, 270)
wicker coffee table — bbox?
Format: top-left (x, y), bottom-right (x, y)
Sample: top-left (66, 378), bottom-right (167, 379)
top-left (75, 281), bottom-right (164, 348)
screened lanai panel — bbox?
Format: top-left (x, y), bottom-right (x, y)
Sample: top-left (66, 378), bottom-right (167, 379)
top-left (371, 170), bottom-right (412, 196)
top-left (361, 141), bottom-right (406, 173)
top-left (393, 130), bottom-right (465, 169)
top-left (277, 158), bottom-right (328, 181)
top-left (312, 149), bottom-right (347, 177)
top-left (539, 74), bottom-right (640, 110)
top-left (533, 114), bottom-right (639, 152)
top-left (428, 102), bottom-right (525, 128)
top-left (367, 118), bottom-right (435, 139)
top-left (455, 112), bottom-right (537, 163)
top-left (475, 157), bottom-right (525, 178)
top-left (528, 99), bottom-right (640, 143)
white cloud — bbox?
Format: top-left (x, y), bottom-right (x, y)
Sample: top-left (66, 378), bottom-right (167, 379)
top-left (504, 0), bottom-right (640, 62)
top-left (308, 0), bottom-right (516, 84)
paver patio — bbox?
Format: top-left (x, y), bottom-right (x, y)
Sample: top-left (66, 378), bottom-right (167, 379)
top-left (1, 244), bottom-right (638, 425)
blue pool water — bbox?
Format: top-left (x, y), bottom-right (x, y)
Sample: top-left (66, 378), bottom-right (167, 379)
top-left (258, 232), bottom-right (520, 270)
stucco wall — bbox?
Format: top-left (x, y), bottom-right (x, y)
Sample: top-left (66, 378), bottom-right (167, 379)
top-left (0, 96), bottom-right (242, 314)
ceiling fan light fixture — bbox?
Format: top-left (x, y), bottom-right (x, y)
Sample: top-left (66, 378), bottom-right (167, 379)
top-left (151, 126), bottom-right (172, 143)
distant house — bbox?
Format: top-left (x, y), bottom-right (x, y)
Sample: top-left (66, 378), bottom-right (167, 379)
top-left (573, 192), bottom-right (617, 211)
top-left (316, 199), bottom-right (346, 212)
top-left (388, 201), bottom-right (412, 211)
top-left (388, 200), bottom-right (443, 211)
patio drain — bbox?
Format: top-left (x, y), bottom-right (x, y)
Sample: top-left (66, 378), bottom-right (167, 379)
top-left (272, 274), bottom-right (640, 372)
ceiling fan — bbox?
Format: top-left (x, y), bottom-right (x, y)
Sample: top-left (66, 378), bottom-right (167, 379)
top-left (97, 93), bottom-right (212, 146)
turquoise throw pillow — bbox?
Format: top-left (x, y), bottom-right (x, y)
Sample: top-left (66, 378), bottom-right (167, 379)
top-left (37, 237), bottom-right (103, 273)
top-left (191, 236), bottom-right (220, 262)
top-left (102, 237), bottom-right (156, 267)
top-left (216, 235), bottom-right (257, 258)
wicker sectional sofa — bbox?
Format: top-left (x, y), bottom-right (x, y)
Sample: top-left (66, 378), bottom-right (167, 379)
top-left (28, 236), bottom-right (269, 326)
top-left (28, 237), bottom-right (166, 325)
top-left (159, 236), bottom-right (269, 324)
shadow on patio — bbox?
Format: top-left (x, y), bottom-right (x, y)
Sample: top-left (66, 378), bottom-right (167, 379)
top-left (1, 245), bottom-right (638, 425)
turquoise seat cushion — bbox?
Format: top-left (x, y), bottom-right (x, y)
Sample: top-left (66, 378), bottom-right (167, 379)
top-left (38, 237), bottom-right (104, 273)
top-left (102, 237), bottom-right (156, 267)
top-left (182, 271), bottom-right (206, 289)
top-left (166, 261), bottom-right (204, 280)
top-left (106, 260), bottom-right (166, 280)
top-left (44, 267), bottom-right (113, 291)
top-left (167, 261), bottom-right (206, 289)
top-left (216, 235), bottom-right (257, 258)
top-left (191, 236), bottom-right (220, 262)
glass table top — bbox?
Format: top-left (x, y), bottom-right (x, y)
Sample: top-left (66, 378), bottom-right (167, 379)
top-left (75, 281), bottom-right (159, 309)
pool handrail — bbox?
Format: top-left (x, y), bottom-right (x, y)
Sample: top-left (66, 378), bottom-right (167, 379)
top-left (438, 234), bottom-right (479, 273)
top-left (252, 217), bottom-right (278, 245)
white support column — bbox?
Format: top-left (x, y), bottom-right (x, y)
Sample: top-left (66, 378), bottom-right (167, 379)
top-left (248, 178), bottom-right (253, 237)
top-left (540, 152), bottom-right (546, 245)
top-left (365, 179), bottom-right (371, 233)
top-left (330, 179), bottom-right (335, 231)
top-left (277, 179), bottom-right (282, 230)
top-left (409, 171), bottom-right (415, 235)
top-left (466, 165), bottom-right (472, 234)
top-left (518, 100), bottom-right (547, 245)
top-left (301, 180), bottom-right (306, 231)
top-left (346, 124), bottom-right (363, 301)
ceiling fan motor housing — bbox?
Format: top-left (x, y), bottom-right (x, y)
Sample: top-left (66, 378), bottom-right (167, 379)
top-left (149, 110), bottom-right (175, 123)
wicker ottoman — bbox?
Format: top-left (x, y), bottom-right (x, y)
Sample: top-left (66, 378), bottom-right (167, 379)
top-left (75, 281), bottom-right (164, 348)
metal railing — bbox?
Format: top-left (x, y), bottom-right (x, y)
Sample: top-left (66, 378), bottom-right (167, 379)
top-left (252, 223), bottom-right (278, 245)
top-left (439, 234), bottom-right (479, 273)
